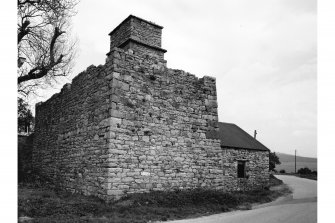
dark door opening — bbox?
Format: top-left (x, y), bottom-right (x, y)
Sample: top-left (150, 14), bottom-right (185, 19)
top-left (237, 161), bottom-right (246, 178)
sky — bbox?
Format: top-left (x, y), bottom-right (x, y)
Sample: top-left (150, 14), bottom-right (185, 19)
top-left (32, 0), bottom-right (317, 158)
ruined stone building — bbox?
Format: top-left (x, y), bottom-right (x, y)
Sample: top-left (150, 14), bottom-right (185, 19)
top-left (33, 15), bottom-right (270, 201)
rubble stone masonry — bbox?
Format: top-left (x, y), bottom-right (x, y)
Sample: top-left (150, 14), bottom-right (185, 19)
top-left (222, 148), bottom-right (270, 191)
top-left (33, 15), bottom-right (269, 201)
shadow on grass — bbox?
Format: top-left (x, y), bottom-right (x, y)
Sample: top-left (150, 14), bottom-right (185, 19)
top-left (18, 176), bottom-right (290, 223)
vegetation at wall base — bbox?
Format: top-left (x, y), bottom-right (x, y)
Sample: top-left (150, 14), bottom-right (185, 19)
top-left (18, 176), bottom-right (290, 223)
top-left (18, 134), bottom-right (34, 182)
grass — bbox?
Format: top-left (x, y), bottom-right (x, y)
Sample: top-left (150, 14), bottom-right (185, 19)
top-left (275, 172), bottom-right (317, 181)
top-left (18, 176), bottom-right (290, 223)
top-left (268, 173), bottom-right (284, 187)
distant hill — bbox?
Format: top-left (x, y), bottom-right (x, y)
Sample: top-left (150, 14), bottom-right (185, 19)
top-left (275, 152), bottom-right (317, 173)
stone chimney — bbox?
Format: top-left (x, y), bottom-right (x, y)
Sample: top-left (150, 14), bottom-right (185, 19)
top-left (107, 15), bottom-right (167, 60)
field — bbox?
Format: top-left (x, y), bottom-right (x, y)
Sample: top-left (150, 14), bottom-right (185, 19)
top-left (275, 152), bottom-right (317, 173)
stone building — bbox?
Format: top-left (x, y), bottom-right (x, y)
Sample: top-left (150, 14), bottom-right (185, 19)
top-left (32, 15), bottom-right (269, 201)
top-left (218, 122), bottom-right (270, 191)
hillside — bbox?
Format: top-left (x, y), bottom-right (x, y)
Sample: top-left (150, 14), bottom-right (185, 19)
top-left (275, 152), bottom-right (317, 173)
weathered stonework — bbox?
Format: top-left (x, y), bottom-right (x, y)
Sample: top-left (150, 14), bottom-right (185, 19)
top-left (222, 148), bottom-right (270, 191)
top-left (33, 15), bottom-right (269, 201)
top-left (108, 15), bottom-right (166, 60)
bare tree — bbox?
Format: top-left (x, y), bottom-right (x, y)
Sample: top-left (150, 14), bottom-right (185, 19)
top-left (17, 0), bottom-right (79, 97)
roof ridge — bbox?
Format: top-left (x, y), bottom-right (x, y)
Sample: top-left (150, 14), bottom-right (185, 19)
top-left (233, 124), bottom-right (269, 150)
top-left (218, 122), bottom-right (270, 151)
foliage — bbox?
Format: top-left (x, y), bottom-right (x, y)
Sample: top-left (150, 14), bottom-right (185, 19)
top-left (279, 169), bottom-right (286, 173)
top-left (18, 134), bottom-right (34, 182)
top-left (297, 167), bottom-right (312, 175)
top-left (18, 97), bottom-right (34, 133)
top-left (269, 152), bottom-right (281, 171)
top-left (17, 0), bottom-right (79, 97)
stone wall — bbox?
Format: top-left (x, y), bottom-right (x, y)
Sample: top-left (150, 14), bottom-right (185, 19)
top-left (33, 45), bottom-right (227, 201)
top-left (222, 147), bottom-right (269, 191)
top-left (109, 18), bottom-right (132, 51)
top-left (33, 64), bottom-right (113, 199)
top-left (121, 41), bottom-right (165, 60)
top-left (104, 47), bottom-right (223, 200)
top-left (129, 16), bottom-right (162, 47)
top-left (33, 46), bottom-right (270, 201)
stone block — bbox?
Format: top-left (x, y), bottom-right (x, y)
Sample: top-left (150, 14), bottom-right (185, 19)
top-left (142, 136), bottom-right (150, 142)
top-left (107, 177), bottom-right (121, 183)
top-left (121, 177), bottom-right (134, 183)
top-left (141, 171), bottom-right (150, 176)
top-left (174, 157), bottom-right (184, 162)
top-left (108, 168), bottom-right (123, 173)
top-left (123, 75), bottom-right (133, 82)
top-left (109, 149), bottom-right (126, 154)
top-left (105, 132), bottom-right (116, 139)
top-left (107, 189), bottom-right (123, 196)
top-left (120, 82), bottom-right (129, 91)
top-left (118, 184), bottom-right (130, 190)
top-left (108, 117), bottom-right (122, 128)
top-left (106, 73), bottom-right (113, 80)
top-left (110, 110), bottom-right (123, 118)
top-left (112, 72), bottom-right (120, 79)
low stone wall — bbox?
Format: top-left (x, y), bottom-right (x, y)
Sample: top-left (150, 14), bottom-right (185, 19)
top-left (222, 147), bottom-right (270, 191)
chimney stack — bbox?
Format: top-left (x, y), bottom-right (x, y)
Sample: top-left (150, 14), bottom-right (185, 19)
top-left (254, 130), bottom-right (257, 139)
top-left (107, 15), bottom-right (167, 60)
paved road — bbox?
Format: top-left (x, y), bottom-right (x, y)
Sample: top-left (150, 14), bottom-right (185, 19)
top-left (167, 175), bottom-right (317, 223)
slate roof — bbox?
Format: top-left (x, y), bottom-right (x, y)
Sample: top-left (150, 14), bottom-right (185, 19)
top-left (218, 122), bottom-right (270, 151)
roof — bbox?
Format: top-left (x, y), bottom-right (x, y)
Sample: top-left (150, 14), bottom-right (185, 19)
top-left (218, 122), bottom-right (270, 151)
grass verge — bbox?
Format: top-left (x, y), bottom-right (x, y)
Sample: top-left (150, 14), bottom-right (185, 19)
top-left (18, 176), bottom-right (290, 223)
top-left (276, 173), bottom-right (317, 181)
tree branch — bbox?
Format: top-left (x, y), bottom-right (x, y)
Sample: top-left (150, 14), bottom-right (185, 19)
top-left (17, 0), bottom-right (78, 96)
top-left (50, 27), bottom-right (65, 63)
top-left (18, 54), bottom-right (63, 84)
top-left (18, 20), bottom-right (30, 44)
top-left (18, 0), bottom-right (39, 6)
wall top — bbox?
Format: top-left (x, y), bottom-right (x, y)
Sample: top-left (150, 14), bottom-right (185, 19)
top-left (108, 15), bottom-right (163, 36)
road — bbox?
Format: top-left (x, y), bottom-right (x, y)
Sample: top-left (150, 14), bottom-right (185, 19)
top-left (167, 175), bottom-right (317, 223)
